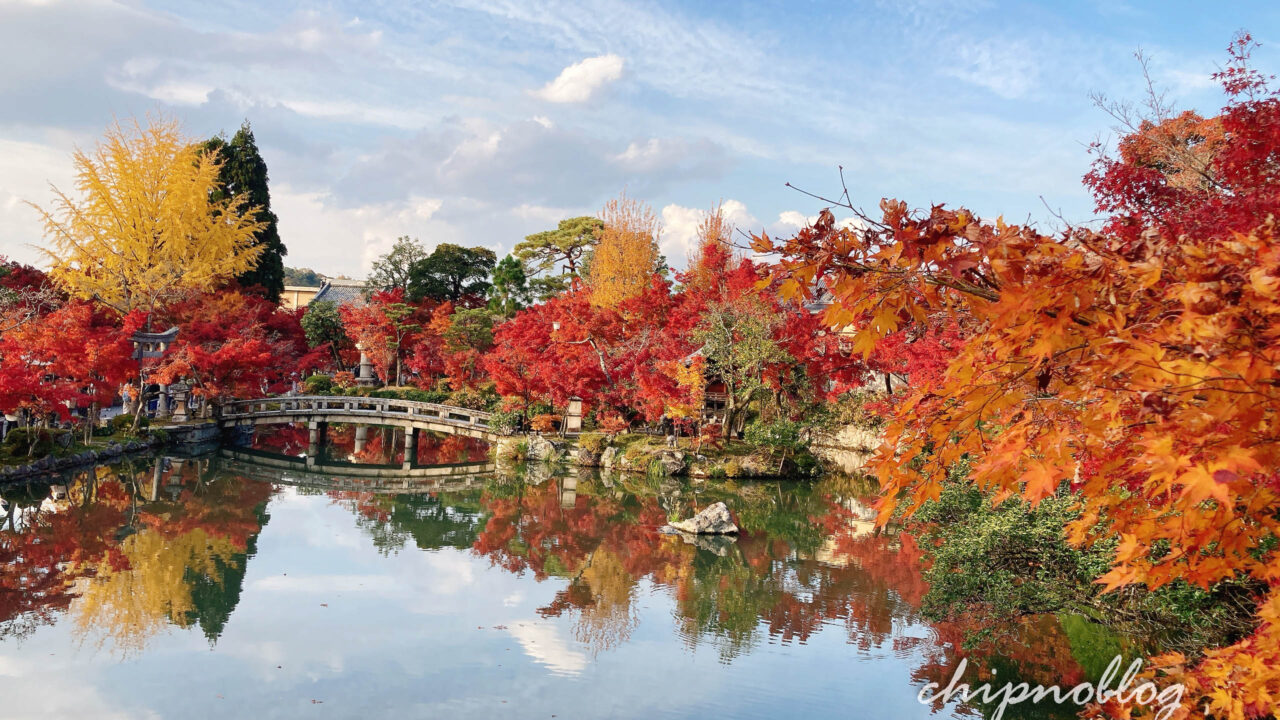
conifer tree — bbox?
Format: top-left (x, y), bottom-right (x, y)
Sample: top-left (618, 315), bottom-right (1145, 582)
top-left (205, 122), bottom-right (286, 301)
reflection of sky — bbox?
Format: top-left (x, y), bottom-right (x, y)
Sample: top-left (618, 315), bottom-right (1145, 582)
top-left (0, 487), bottom-right (960, 720)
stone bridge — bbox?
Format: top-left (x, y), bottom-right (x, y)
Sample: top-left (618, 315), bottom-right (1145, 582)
top-left (219, 395), bottom-right (500, 470)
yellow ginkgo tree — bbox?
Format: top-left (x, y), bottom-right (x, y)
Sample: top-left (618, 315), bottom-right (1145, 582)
top-left (31, 116), bottom-right (263, 318)
top-left (588, 191), bottom-right (661, 309)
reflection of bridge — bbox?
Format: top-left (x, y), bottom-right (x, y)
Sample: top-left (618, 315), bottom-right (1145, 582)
top-left (220, 396), bottom-right (498, 470)
top-left (217, 447), bottom-right (495, 493)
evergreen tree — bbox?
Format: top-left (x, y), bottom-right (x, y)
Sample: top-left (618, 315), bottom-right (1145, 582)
top-left (488, 255), bottom-right (531, 316)
top-left (368, 236), bottom-right (427, 294)
top-left (205, 122), bottom-right (286, 301)
top-left (406, 244), bottom-right (496, 305)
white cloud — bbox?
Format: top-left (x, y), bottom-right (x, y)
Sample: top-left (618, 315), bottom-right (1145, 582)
top-left (533, 53), bottom-right (624, 103)
top-left (776, 210), bottom-right (814, 229)
top-left (506, 621), bottom-right (588, 676)
top-left (942, 42), bottom-right (1040, 99)
top-left (0, 134), bottom-right (85, 267)
top-left (272, 187), bottom-right (448, 276)
top-left (659, 199), bottom-right (756, 267)
top-left (659, 203), bottom-right (704, 265)
top-left (772, 210), bottom-right (864, 235)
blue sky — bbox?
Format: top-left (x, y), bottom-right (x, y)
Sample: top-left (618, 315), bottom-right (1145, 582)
top-left (1, 0), bottom-right (1276, 278)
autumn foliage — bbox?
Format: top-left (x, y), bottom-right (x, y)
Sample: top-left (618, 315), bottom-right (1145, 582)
top-left (32, 117), bottom-right (263, 316)
top-left (588, 192), bottom-right (661, 308)
top-left (755, 36), bottom-right (1280, 719)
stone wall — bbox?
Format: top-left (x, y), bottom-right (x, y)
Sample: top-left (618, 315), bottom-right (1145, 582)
top-left (810, 424), bottom-right (882, 473)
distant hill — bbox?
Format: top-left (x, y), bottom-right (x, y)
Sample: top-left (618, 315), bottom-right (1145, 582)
top-left (283, 266), bottom-right (325, 287)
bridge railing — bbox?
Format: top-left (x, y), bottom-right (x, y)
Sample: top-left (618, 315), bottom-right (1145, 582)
top-left (220, 395), bottom-right (494, 431)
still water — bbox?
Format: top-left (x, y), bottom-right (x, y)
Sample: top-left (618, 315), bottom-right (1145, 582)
top-left (0, 428), bottom-right (1122, 720)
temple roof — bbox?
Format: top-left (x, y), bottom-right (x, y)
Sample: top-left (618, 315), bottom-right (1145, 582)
top-left (310, 279), bottom-right (369, 308)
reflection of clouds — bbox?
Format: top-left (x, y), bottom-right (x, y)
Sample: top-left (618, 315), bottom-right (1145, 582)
top-left (507, 621), bottom-right (588, 677)
top-left (0, 655), bottom-right (23, 677)
top-left (269, 487), bottom-right (365, 550)
top-left (216, 635), bottom-right (349, 684)
top-left (253, 574), bottom-right (389, 595)
top-left (400, 551), bottom-right (475, 597)
top-left (0, 650), bottom-right (159, 720)
top-left (502, 592), bottom-right (524, 608)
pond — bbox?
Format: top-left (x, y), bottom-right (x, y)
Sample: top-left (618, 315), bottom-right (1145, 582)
top-left (0, 430), bottom-right (1131, 720)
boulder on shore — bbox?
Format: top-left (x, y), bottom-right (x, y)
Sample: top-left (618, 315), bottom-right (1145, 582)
top-left (666, 501), bottom-right (738, 535)
top-left (600, 446), bottom-right (618, 470)
top-left (526, 435), bottom-right (565, 462)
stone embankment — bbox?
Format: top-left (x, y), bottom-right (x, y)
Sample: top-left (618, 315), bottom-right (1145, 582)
top-left (0, 420), bottom-right (220, 482)
top-left (0, 436), bottom-right (165, 481)
top-left (808, 424), bottom-right (882, 473)
top-left (495, 433), bottom-right (818, 479)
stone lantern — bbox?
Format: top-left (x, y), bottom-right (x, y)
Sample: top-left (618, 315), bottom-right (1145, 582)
top-left (169, 381), bottom-right (191, 422)
top-left (355, 342), bottom-right (376, 387)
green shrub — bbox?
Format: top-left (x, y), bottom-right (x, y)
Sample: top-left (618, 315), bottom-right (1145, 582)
top-left (303, 374), bottom-right (333, 395)
top-left (370, 387), bottom-right (452, 404)
top-left (792, 451), bottom-right (819, 474)
top-left (527, 401), bottom-right (555, 418)
top-left (578, 432), bottom-right (608, 454)
top-left (110, 414), bottom-right (150, 434)
top-left (915, 468), bottom-right (1261, 653)
top-left (499, 440), bottom-right (529, 462)
top-left (818, 389), bottom-right (885, 430)
top-left (744, 418), bottom-right (804, 456)
top-left (708, 465), bottom-right (727, 480)
top-left (489, 408), bottom-right (523, 435)
top-left (448, 387), bottom-right (495, 410)
top-left (3, 428), bottom-right (54, 457)
top-left (723, 458), bottom-right (742, 478)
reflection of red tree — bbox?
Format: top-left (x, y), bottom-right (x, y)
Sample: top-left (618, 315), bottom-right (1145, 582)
top-left (471, 480), bottom-right (1106, 702)
top-left (327, 491), bottom-right (391, 523)
top-left (911, 616), bottom-right (1091, 717)
top-left (417, 435), bottom-right (489, 465)
top-left (252, 424), bottom-right (310, 455)
top-left (472, 483), bottom-right (941, 655)
top-left (0, 462), bottom-right (274, 639)
top-left (0, 477), bottom-right (131, 634)
top-left (133, 460), bottom-right (274, 551)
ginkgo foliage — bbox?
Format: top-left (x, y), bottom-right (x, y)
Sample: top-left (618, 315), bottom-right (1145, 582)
top-left (32, 116), bottom-right (264, 316)
top-left (755, 36), bottom-right (1280, 720)
top-left (588, 192), bottom-right (661, 308)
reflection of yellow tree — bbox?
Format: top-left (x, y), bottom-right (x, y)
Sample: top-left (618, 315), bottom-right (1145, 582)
top-left (71, 527), bottom-right (238, 655)
top-left (572, 549), bottom-right (639, 654)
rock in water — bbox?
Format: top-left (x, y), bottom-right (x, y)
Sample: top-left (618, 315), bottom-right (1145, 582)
top-left (667, 501), bottom-right (738, 535)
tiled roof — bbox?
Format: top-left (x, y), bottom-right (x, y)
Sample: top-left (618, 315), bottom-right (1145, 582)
top-left (310, 280), bottom-right (370, 308)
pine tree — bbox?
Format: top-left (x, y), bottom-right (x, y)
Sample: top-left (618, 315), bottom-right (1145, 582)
top-left (205, 122), bottom-right (286, 301)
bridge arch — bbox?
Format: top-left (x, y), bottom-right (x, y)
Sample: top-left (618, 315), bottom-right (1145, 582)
top-left (220, 395), bottom-right (499, 440)
top-left (220, 396), bottom-right (501, 470)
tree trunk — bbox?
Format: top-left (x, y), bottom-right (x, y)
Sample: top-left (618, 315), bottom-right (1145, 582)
top-left (84, 401), bottom-right (99, 445)
top-left (722, 397), bottom-right (736, 439)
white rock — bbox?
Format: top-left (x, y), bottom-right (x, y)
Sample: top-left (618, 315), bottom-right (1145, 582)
top-left (667, 501), bottom-right (738, 535)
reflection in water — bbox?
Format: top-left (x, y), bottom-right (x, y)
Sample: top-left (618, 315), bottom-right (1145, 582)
top-left (250, 422), bottom-right (491, 466)
top-left (0, 457), bottom-right (272, 656)
top-left (0, 452), bottom-right (1131, 719)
